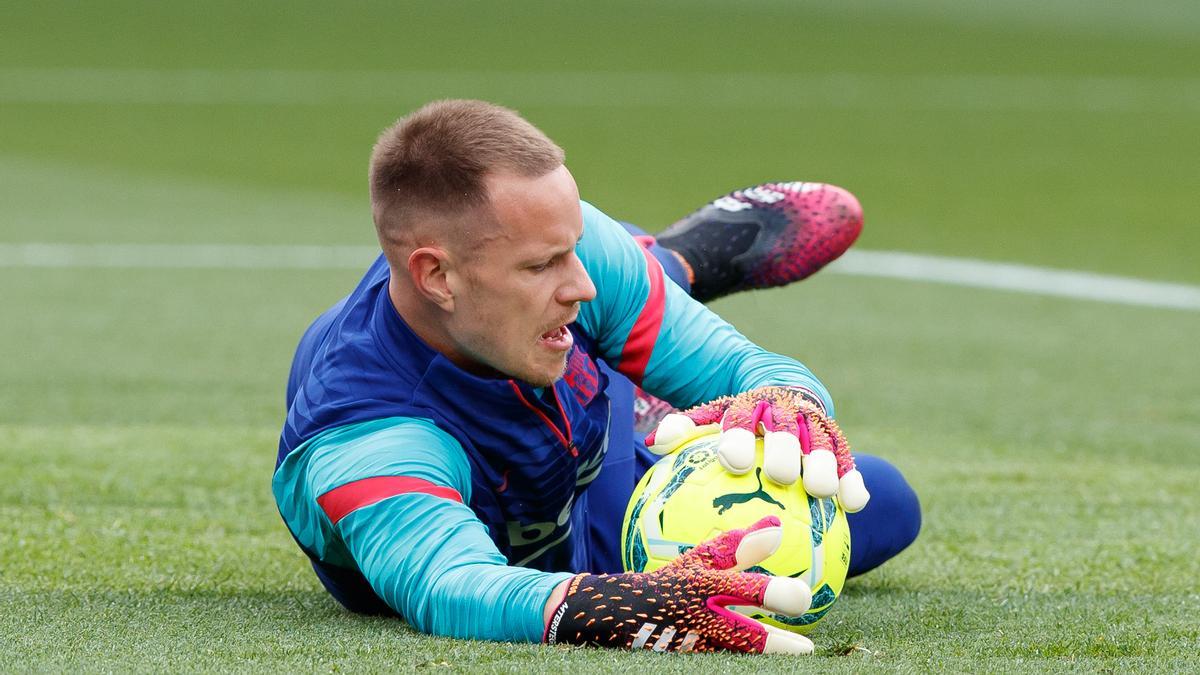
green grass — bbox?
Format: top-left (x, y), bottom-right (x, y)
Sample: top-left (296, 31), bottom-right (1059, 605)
top-left (2, 1), bottom-right (1198, 671)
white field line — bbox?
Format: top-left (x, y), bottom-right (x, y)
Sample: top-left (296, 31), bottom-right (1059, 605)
top-left (1, 242), bottom-right (1197, 312)
top-left (828, 250), bottom-right (1200, 311)
top-left (2, 67), bottom-right (1200, 113)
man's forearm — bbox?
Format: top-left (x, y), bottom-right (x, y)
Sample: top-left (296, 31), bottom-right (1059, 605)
top-left (339, 494), bottom-right (573, 642)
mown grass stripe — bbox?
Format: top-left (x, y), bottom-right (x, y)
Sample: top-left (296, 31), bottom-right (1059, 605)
top-left (2, 67), bottom-right (1199, 113)
top-left (0, 242), bottom-right (377, 270)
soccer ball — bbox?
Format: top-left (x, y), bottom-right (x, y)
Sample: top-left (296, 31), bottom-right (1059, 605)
top-left (621, 426), bottom-right (851, 633)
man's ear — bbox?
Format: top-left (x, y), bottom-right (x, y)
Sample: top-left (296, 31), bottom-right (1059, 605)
top-left (407, 247), bottom-right (455, 311)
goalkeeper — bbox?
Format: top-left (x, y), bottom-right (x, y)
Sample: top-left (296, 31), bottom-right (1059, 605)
top-left (273, 100), bottom-right (920, 655)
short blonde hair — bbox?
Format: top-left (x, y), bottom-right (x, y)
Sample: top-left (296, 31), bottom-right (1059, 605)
top-left (369, 99), bottom-right (565, 249)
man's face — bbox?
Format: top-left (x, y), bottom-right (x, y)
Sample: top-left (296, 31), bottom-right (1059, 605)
top-left (443, 165), bottom-right (596, 386)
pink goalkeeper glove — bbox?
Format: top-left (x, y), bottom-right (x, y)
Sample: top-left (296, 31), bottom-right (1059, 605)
top-left (544, 516), bottom-right (814, 654)
top-left (645, 386), bottom-right (870, 512)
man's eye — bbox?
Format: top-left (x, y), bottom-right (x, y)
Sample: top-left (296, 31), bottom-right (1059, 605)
top-left (530, 260), bottom-right (554, 272)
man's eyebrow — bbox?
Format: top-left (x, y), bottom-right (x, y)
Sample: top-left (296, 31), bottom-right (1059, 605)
top-left (555, 232), bottom-right (584, 255)
top-left (563, 232), bottom-right (584, 254)
top-left (521, 232), bottom-right (584, 265)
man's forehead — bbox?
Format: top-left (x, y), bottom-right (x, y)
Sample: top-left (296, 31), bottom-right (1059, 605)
top-left (484, 166), bottom-right (582, 246)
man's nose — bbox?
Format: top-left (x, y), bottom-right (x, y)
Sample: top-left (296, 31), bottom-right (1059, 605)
top-left (560, 254), bottom-right (596, 304)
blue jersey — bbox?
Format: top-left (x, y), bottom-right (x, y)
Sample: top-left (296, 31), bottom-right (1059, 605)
top-left (273, 200), bottom-right (833, 641)
top-left (279, 255), bottom-right (619, 571)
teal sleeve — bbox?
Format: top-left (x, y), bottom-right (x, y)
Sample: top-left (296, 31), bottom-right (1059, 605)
top-left (272, 417), bottom-right (572, 642)
top-left (574, 200), bottom-right (835, 414)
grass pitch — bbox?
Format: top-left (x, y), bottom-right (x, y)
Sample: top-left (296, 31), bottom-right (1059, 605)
top-left (2, 1), bottom-right (1198, 671)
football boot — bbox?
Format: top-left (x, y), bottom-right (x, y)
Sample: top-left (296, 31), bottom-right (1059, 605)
top-left (655, 182), bottom-right (863, 302)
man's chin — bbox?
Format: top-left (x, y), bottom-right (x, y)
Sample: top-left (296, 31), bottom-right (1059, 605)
top-left (516, 357), bottom-right (569, 388)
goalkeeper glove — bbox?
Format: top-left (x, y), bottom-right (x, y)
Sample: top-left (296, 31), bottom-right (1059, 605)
top-left (544, 516), bottom-right (815, 654)
top-left (646, 386), bottom-right (870, 512)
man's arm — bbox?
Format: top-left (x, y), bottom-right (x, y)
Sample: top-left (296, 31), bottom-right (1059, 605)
top-left (575, 200), bottom-right (834, 414)
top-left (275, 417), bottom-right (814, 652)
top-left (574, 201), bottom-right (868, 507)
top-left (273, 417), bottom-right (571, 641)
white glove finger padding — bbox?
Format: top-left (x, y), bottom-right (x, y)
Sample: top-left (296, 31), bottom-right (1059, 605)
top-left (837, 468), bottom-right (871, 513)
top-left (728, 577), bottom-right (814, 654)
top-left (762, 431), bottom-right (802, 485)
top-left (647, 413), bottom-right (696, 455)
top-left (730, 522), bottom-right (783, 571)
top-left (725, 604), bottom-right (815, 655)
top-left (731, 578), bottom-right (815, 654)
top-left (762, 623), bottom-right (815, 655)
top-left (761, 576), bottom-right (813, 618)
top-left (800, 449), bottom-right (839, 498)
top-left (717, 426), bottom-right (756, 475)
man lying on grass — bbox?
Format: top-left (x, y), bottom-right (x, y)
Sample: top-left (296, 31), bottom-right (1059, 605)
top-left (273, 99), bottom-right (920, 654)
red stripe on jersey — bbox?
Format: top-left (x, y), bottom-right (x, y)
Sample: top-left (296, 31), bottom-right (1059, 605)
top-left (317, 476), bottom-right (463, 525)
top-left (618, 246), bottom-right (666, 385)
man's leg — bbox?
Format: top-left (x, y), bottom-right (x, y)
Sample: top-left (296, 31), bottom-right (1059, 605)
top-left (619, 182), bottom-right (863, 433)
top-left (654, 182), bottom-right (863, 302)
top-left (620, 181), bottom-right (863, 302)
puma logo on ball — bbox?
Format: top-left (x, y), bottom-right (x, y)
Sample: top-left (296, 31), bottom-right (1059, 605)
top-left (712, 467), bottom-right (786, 515)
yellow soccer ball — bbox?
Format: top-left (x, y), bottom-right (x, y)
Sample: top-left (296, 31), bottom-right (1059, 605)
top-left (621, 426), bottom-right (851, 633)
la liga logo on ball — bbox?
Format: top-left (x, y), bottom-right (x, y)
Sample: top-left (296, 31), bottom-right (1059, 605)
top-left (622, 427), bottom-right (851, 633)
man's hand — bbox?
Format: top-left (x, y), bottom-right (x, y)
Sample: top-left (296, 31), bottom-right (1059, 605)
top-left (646, 386), bottom-right (870, 512)
top-left (544, 516), bottom-right (815, 654)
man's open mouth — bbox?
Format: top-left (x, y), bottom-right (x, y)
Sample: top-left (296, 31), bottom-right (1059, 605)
top-left (538, 324), bottom-right (573, 351)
